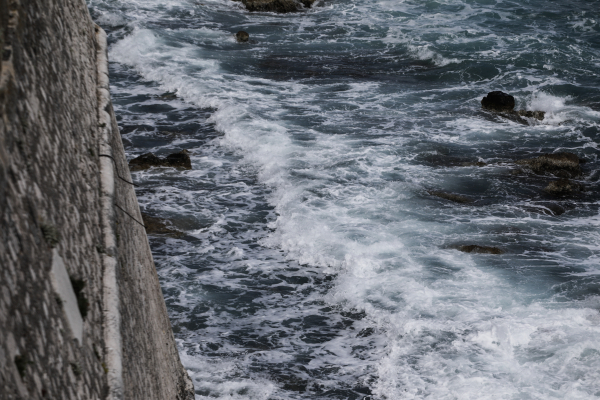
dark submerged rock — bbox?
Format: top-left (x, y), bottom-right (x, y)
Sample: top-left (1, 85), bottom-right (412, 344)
top-left (300, 0), bottom-right (316, 7)
top-left (481, 91), bottom-right (515, 112)
top-left (461, 161), bottom-right (487, 167)
top-left (165, 149), bottom-right (192, 170)
top-left (517, 152), bottom-right (581, 178)
top-left (129, 150), bottom-right (192, 171)
top-left (428, 190), bottom-right (473, 204)
top-left (516, 110), bottom-right (545, 121)
top-left (129, 152), bottom-right (164, 171)
top-left (415, 153), bottom-right (486, 168)
top-left (456, 245), bottom-right (504, 255)
top-left (544, 178), bottom-right (583, 196)
top-left (156, 91), bottom-right (177, 100)
top-left (481, 92), bottom-right (545, 123)
top-left (141, 213), bottom-right (184, 238)
top-left (239, 0), bottom-right (302, 12)
top-left (236, 31), bottom-right (249, 42)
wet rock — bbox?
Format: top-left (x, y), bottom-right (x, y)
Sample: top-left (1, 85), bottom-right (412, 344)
top-left (129, 150), bottom-right (192, 171)
top-left (239, 0), bottom-right (302, 12)
top-left (428, 190), bottom-right (473, 204)
top-left (165, 149), bottom-right (192, 170)
top-left (456, 245), bottom-right (504, 255)
top-left (481, 91), bottom-right (515, 112)
top-left (129, 153), bottom-right (164, 171)
top-left (517, 152), bottom-right (581, 178)
top-left (481, 92), bottom-right (545, 123)
top-left (461, 161), bottom-right (487, 167)
top-left (544, 178), bottom-right (583, 196)
top-left (156, 91), bottom-right (177, 100)
top-left (141, 213), bottom-right (184, 238)
top-left (516, 110), bottom-right (545, 121)
top-left (236, 31), bottom-right (249, 42)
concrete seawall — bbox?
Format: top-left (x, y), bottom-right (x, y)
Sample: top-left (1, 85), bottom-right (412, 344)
top-left (0, 0), bottom-right (194, 398)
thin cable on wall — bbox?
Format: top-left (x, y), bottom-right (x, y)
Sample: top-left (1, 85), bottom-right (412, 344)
top-left (114, 203), bottom-right (146, 228)
top-left (99, 154), bottom-right (139, 187)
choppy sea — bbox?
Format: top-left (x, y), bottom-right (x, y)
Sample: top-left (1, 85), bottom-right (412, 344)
top-left (87, 0), bottom-right (600, 398)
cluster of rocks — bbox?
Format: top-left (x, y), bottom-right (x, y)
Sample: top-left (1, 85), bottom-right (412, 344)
top-left (129, 149), bottom-right (192, 171)
top-left (234, 0), bottom-right (315, 13)
top-left (481, 91), bottom-right (545, 123)
top-left (232, 0), bottom-right (317, 42)
top-left (516, 152), bottom-right (584, 195)
top-left (128, 150), bottom-right (192, 237)
top-left (429, 91), bottom-right (588, 255)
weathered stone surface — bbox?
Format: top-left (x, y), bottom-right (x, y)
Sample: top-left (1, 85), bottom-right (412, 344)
top-left (517, 152), bottom-right (582, 178)
top-left (236, 31), bottom-right (250, 42)
top-left (130, 152), bottom-right (165, 171)
top-left (237, 0), bottom-right (315, 12)
top-left (166, 149), bottom-right (192, 170)
top-left (129, 150), bottom-right (192, 171)
top-left (416, 153), bottom-right (486, 168)
top-left (0, 0), bottom-right (194, 399)
top-left (456, 245), bottom-right (504, 254)
top-left (428, 190), bottom-right (473, 204)
top-left (481, 91), bottom-right (515, 112)
top-left (142, 213), bottom-right (184, 238)
top-left (544, 178), bottom-right (583, 195)
top-left (481, 92), bottom-right (545, 123)
top-left (516, 109), bottom-right (545, 121)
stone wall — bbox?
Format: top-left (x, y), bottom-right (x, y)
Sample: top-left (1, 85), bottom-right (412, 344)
top-left (0, 0), bottom-right (193, 399)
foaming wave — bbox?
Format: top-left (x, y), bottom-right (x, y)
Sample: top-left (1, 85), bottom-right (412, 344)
top-left (526, 91), bottom-right (600, 126)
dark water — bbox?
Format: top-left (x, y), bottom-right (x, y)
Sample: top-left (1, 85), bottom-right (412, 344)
top-left (89, 0), bottom-right (600, 398)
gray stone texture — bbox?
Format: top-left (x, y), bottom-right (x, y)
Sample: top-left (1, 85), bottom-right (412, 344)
top-left (0, 0), bottom-right (194, 399)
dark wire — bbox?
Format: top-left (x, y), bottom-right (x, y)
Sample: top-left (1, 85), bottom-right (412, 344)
top-left (114, 203), bottom-right (146, 228)
top-left (99, 154), bottom-right (140, 187)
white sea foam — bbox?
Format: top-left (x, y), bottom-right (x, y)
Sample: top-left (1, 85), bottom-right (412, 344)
top-left (95, 0), bottom-right (600, 397)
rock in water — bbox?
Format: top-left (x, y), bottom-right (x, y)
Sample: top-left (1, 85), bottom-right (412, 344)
top-left (481, 91), bottom-right (515, 112)
top-left (544, 178), bottom-right (582, 195)
top-left (237, 0), bottom-right (314, 12)
top-left (428, 190), bottom-right (473, 204)
top-left (516, 110), bottom-right (545, 121)
top-left (141, 214), bottom-right (184, 238)
top-left (236, 31), bottom-right (249, 42)
top-left (517, 152), bottom-right (582, 178)
top-left (457, 245), bottom-right (504, 254)
top-left (129, 153), bottom-right (164, 171)
top-left (129, 150), bottom-right (192, 171)
top-left (240, 0), bottom-right (301, 12)
top-left (166, 149), bottom-right (192, 170)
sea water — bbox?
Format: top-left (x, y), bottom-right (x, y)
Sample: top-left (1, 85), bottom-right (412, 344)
top-left (87, 0), bottom-right (600, 398)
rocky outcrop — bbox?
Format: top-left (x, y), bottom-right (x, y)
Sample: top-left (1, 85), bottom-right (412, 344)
top-left (516, 152), bottom-right (582, 178)
top-left (482, 91), bottom-right (515, 112)
top-left (236, 31), bottom-right (250, 42)
top-left (0, 0), bottom-right (194, 399)
top-left (515, 110), bottom-right (545, 121)
top-left (428, 190), bottom-right (473, 204)
top-left (142, 214), bottom-right (184, 238)
top-left (456, 245), bottom-right (504, 254)
top-left (544, 178), bottom-right (583, 196)
top-left (481, 91), bottom-right (545, 122)
top-left (236, 0), bottom-right (316, 12)
top-left (129, 150), bottom-right (192, 171)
